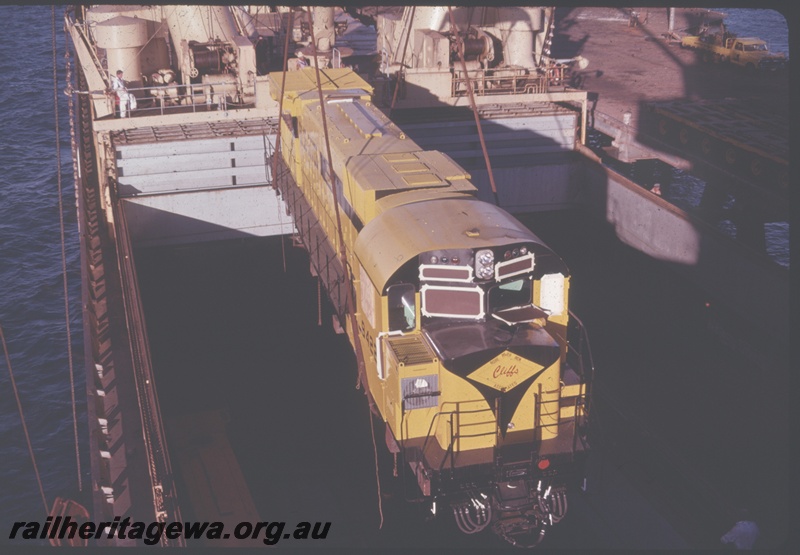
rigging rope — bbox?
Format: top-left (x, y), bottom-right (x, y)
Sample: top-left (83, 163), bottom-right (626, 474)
top-left (447, 7), bottom-right (500, 205)
top-left (306, 6), bottom-right (383, 529)
top-left (271, 9), bottom-right (296, 274)
top-left (53, 5), bottom-right (82, 493)
top-left (389, 6), bottom-right (416, 114)
top-left (1, 323), bottom-right (49, 515)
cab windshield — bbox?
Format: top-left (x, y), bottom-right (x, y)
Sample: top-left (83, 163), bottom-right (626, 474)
top-left (488, 278), bottom-right (532, 312)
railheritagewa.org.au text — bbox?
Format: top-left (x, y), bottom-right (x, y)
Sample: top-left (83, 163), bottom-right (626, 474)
top-left (9, 517), bottom-right (331, 545)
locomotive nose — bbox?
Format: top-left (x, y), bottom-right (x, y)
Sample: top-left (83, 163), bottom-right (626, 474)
top-left (466, 349), bottom-right (547, 394)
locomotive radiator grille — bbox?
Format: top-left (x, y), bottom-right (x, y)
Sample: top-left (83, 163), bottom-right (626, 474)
top-left (386, 335), bottom-right (436, 366)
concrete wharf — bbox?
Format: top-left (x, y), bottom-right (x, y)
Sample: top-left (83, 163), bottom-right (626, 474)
top-left (552, 7), bottom-right (788, 140)
top-left (552, 6), bottom-right (789, 256)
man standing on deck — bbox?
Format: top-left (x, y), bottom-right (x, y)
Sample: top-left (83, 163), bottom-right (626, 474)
top-left (111, 69), bottom-right (133, 118)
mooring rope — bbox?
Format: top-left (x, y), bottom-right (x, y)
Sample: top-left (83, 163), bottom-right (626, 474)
top-left (1, 323), bottom-right (49, 515)
top-left (53, 5), bottom-right (82, 493)
top-left (306, 6), bottom-right (384, 529)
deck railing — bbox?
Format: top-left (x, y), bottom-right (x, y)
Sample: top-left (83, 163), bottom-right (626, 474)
top-left (451, 65), bottom-right (571, 97)
top-left (108, 82), bottom-right (254, 119)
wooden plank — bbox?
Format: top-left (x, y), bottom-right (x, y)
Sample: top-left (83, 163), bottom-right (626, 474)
top-left (167, 410), bottom-right (263, 547)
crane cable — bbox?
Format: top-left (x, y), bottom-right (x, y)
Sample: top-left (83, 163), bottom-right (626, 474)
top-left (53, 5), bottom-right (82, 493)
top-left (389, 6), bottom-right (416, 113)
top-left (306, 6), bottom-right (383, 529)
top-left (1, 323), bottom-right (49, 515)
top-left (270, 9), bottom-right (296, 274)
top-left (447, 6), bottom-right (500, 205)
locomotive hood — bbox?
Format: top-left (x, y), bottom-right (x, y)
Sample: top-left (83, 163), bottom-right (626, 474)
top-left (354, 196), bottom-right (563, 293)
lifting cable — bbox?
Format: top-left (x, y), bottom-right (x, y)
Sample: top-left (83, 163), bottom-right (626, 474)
top-left (270, 9), bottom-right (296, 274)
top-left (1, 323), bottom-right (49, 515)
top-left (52, 5), bottom-right (82, 493)
top-left (306, 6), bottom-right (383, 529)
top-left (389, 6), bottom-right (416, 114)
top-left (447, 6), bottom-right (500, 205)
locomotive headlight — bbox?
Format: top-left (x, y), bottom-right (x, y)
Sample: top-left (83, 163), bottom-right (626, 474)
top-left (475, 249), bottom-right (494, 280)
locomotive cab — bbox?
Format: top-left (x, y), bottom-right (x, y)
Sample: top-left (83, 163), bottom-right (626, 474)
top-left (354, 197), bottom-right (589, 541)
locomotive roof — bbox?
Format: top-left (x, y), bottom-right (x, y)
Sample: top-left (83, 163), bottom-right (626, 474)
top-left (354, 196), bottom-right (556, 292)
top-left (267, 67), bottom-right (373, 103)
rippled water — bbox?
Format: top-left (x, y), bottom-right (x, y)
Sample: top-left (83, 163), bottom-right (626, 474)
top-left (0, 5), bottom-right (88, 540)
top-left (722, 8), bottom-right (790, 57)
top-left (0, 5), bottom-right (790, 543)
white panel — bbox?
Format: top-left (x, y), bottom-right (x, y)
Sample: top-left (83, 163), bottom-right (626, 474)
top-left (539, 273), bottom-right (565, 316)
top-left (118, 166), bottom-right (271, 196)
top-left (123, 187), bottom-right (294, 247)
top-left (117, 150), bottom-right (269, 176)
top-left (116, 134), bottom-right (272, 158)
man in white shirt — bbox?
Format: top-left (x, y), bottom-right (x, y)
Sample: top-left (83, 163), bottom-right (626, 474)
top-left (111, 70), bottom-right (133, 117)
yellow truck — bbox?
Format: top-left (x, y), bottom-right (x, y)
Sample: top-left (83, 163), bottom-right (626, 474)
top-left (681, 32), bottom-right (786, 70)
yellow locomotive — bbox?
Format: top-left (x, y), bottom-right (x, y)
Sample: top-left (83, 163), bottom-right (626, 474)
top-left (269, 68), bottom-right (591, 546)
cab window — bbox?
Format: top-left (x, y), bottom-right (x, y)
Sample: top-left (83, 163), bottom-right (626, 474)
top-left (388, 283), bottom-right (416, 331)
top-left (488, 278), bottom-right (532, 311)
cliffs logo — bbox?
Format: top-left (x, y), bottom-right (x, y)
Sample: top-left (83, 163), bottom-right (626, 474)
top-left (493, 365), bottom-right (519, 379)
top-left (469, 352), bottom-right (544, 392)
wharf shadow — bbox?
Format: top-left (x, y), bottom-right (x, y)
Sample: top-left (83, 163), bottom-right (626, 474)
top-left (544, 7), bottom-right (790, 545)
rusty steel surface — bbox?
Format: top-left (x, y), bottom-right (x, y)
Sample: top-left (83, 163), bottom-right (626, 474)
top-left (648, 99), bottom-right (788, 162)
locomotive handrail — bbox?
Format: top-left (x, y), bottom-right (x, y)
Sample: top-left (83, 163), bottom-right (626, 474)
top-left (566, 310), bottom-right (595, 452)
top-left (567, 309), bottom-right (595, 414)
top-left (413, 402), bottom-right (496, 472)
